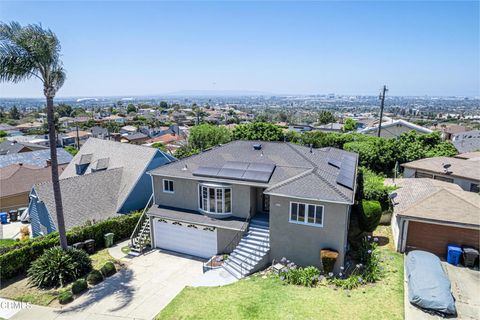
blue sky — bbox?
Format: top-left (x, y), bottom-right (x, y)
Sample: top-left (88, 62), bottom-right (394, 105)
top-left (0, 1), bottom-right (478, 97)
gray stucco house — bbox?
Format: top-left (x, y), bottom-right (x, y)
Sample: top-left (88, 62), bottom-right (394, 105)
top-left (142, 140), bottom-right (358, 278)
top-left (28, 138), bottom-right (174, 237)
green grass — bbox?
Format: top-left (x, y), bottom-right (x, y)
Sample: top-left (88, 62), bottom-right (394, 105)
top-left (91, 248), bottom-right (116, 270)
top-left (156, 226), bottom-right (404, 320)
top-left (0, 239), bottom-right (16, 247)
top-left (121, 245), bottom-right (130, 254)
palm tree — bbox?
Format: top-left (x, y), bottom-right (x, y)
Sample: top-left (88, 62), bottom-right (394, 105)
top-left (0, 22), bottom-right (68, 249)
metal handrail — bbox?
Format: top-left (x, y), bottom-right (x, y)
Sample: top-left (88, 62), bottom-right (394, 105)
top-left (224, 216), bottom-right (251, 254)
top-left (130, 194), bottom-right (154, 252)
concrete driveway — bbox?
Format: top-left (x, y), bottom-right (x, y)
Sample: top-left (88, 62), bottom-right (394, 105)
top-left (405, 259), bottom-right (480, 320)
top-left (11, 242), bottom-right (205, 320)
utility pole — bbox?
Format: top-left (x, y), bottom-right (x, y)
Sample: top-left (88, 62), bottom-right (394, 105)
top-left (377, 85), bottom-right (388, 137)
top-left (76, 123), bottom-right (80, 150)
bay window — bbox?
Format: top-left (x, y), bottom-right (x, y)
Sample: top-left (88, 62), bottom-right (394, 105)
top-left (199, 184), bottom-right (232, 215)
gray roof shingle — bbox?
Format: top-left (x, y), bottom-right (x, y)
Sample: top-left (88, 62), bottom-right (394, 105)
top-left (0, 148), bottom-right (72, 168)
top-left (35, 168), bottom-right (123, 230)
top-left (150, 140), bottom-right (358, 204)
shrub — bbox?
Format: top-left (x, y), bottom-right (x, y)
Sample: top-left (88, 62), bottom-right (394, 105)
top-left (87, 270), bottom-right (103, 285)
top-left (0, 212), bottom-right (140, 280)
top-left (361, 168), bottom-right (395, 210)
top-left (58, 290), bottom-right (74, 304)
top-left (280, 264), bottom-right (320, 287)
top-left (358, 200), bottom-right (382, 233)
top-left (71, 278), bottom-right (88, 294)
top-left (27, 247), bottom-right (92, 288)
top-left (67, 248), bottom-right (92, 275)
top-left (100, 261), bottom-right (116, 277)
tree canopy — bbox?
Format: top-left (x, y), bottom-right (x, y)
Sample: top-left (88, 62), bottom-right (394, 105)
top-left (232, 122), bottom-right (284, 141)
top-left (189, 124), bottom-right (231, 150)
top-left (318, 111), bottom-right (336, 125)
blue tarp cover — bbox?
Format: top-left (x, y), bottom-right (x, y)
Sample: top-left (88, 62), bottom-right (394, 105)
top-left (406, 250), bottom-right (457, 316)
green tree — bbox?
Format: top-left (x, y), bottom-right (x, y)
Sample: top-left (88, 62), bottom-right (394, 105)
top-left (0, 22), bottom-right (68, 250)
top-left (318, 111), bottom-right (335, 125)
top-left (174, 145), bottom-right (200, 159)
top-left (0, 130), bottom-right (7, 138)
top-left (56, 103), bottom-right (73, 117)
top-left (232, 122), bottom-right (284, 141)
top-left (151, 142), bottom-right (168, 152)
top-left (189, 124), bottom-right (231, 150)
top-left (159, 101), bottom-right (168, 109)
top-left (343, 118), bottom-right (357, 132)
top-left (126, 103), bottom-right (136, 114)
top-left (9, 105), bottom-right (20, 120)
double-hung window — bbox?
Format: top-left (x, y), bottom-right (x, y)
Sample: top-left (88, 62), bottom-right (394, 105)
top-left (289, 202), bottom-right (323, 227)
top-left (163, 179), bottom-right (174, 193)
top-left (198, 184), bottom-right (232, 215)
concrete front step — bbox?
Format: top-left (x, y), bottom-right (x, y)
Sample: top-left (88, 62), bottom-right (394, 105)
top-left (233, 246), bottom-right (266, 259)
top-left (228, 254), bottom-right (260, 269)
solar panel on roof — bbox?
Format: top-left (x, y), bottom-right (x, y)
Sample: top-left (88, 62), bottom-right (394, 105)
top-left (192, 166), bottom-right (221, 178)
top-left (223, 161), bottom-right (250, 170)
top-left (217, 168), bottom-right (245, 179)
top-left (328, 159), bottom-right (342, 168)
top-left (247, 162), bottom-right (276, 172)
top-left (242, 170), bottom-right (273, 183)
top-left (336, 174), bottom-right (354, 190)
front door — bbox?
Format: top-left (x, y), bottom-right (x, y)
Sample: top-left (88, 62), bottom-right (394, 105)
top-left (262, 193), bottom-right (270, 213)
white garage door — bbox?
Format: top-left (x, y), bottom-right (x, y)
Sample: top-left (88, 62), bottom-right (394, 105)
top-left (153, 219), bottom-right (217, 259)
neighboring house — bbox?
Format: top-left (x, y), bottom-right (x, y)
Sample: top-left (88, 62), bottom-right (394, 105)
top-left (360, 119), bottom-right (432, 138)
top-left (121, 132), bottom-right (149, 145)
top-left (455, 151), bottom-right (480, 160)
top-left (144, 133), bottom-right (183, 146)
top-left (0, 140), bottom-right (48, 155)
top-left (0, 123), bottom-right (21, 136)
top-left (452, 130), bottom-right (480, 153)
top-left (318, 122), bottom-right (344, 133)
top-left (145, 141), bottom-right (358, 277)
top-left (101, 114), bottom-right (126, 124)
top-left (90, 126), bottom-right (109, 139)
top-left (120, 125), bottom-right (138, 134)
top-left (15, 121), bottom-right (44, 133)
top-left (28, 138), bottom-right (175, 237)
top-left (402, 156), bottom-right (480, 193)
top-left (64, 130), bottom-right (92, 146)
top-left (0, 148), bottom-right (72, 169)
top-left (390, 178), bottom-right (479, 257)
top-left (441, 125), bottom-right (471, 141)
top-left (0, 163), bottom-right (67, 212)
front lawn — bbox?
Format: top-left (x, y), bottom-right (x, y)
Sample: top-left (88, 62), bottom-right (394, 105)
top-left (156, 226), bottom-right (404, 320)
top-left (0, 248), bottom-right (119, 307)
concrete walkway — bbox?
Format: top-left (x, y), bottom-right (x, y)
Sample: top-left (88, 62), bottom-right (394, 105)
top-left (10, 242), bottom-right (205, 320)
top-left (192, 267), bottom-right (238, 287)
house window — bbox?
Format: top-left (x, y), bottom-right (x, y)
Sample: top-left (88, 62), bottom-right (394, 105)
top-left (433, 175), bottom-right (454, 183)
top-left (163, 179), bottom-right (174, 193)
top-left (198, 184), bottom-right (232, 215)
top-left (289, 202), bottom-right (323, 227)
top-left (471, 183), bottom-right (480, 193)
top-left (415, 171), bottom-right (433, 179)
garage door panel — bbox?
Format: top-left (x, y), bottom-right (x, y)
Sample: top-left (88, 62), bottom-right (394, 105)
top-left (406, 221), bottom-right (479, 257)
top-left (154, 220), bottom-right (217, 259)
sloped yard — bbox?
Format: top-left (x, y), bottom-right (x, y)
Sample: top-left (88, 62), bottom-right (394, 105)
top-left (156, 226), bottom-right (404, 320)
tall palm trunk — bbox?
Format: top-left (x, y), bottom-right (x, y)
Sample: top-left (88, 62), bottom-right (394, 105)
top-left (46, 96), bottom-right (68, 250)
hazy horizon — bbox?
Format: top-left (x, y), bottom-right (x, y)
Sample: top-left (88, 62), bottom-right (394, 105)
top-left (1, 1), bottom-right (479, 98)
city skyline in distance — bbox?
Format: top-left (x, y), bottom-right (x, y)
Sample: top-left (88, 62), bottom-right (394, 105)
top-left (0, 1), bottom-right (479, 98)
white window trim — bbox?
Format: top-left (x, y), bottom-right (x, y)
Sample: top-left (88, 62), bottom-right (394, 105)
top-left (289, 201), bottom-right (324, 227)
top-left (162, 179), bottom-right (174, 193)
top-left (198, 183), bottom-right (232, 215)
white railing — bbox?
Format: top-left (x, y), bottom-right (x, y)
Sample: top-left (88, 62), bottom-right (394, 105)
top-left (130, 194), bottom-right (154, 253)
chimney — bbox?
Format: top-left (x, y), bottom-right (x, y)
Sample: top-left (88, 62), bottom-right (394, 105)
top-left (46, 159), bottom-right (52, 167)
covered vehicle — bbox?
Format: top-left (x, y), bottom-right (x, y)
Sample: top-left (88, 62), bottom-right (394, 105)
top-left (406, 250), bottom-right (456, 316)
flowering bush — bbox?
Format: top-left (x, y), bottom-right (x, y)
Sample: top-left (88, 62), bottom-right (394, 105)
top-left (278, 258), bottom-right (320, 287)
top-left (329, 236), bottom-right (383, 289)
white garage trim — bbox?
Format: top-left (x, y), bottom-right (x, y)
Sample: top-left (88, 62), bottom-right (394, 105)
top-left (153, 218), bottom-right (217, 259)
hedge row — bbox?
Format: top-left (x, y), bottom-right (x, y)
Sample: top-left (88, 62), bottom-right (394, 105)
top-left (0, 212), bottom-right (140, 280)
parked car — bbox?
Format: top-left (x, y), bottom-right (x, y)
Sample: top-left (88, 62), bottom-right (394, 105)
top-left (406, 250), bottom-right (457, 316)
